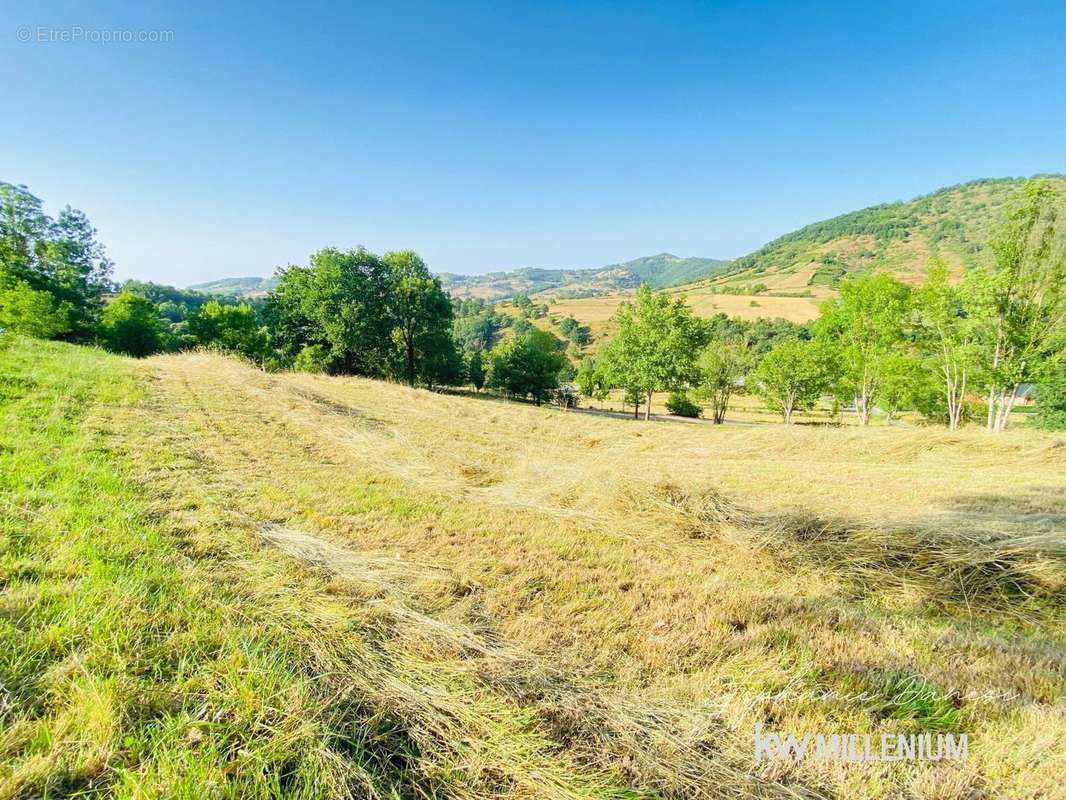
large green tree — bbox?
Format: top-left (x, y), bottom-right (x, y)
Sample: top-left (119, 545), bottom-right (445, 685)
top-left (962, 179), bottom-right (1066, 432)
top-left (913, 260), bottom-right (976, 429)
top-left (101, 292), bottom-right (164, 357)
top-left (814, 274), bottom-right (911, 426)
top-left (487, 328), bottom-right (566, 405)
top-left (384, 250), bottom-right (458, 386)
top-left (693, 337), bottom-right (751, 424)
top-left (599, 285), bottom-right (709, 420)
top-left (0, 182), bottom-right (113, 341)
top-left (264, 247), bottom-right (395, 376)
top-left (574, 355), bottom-right (608, 405)
top-left (752, 338), bottom-right (833, 424)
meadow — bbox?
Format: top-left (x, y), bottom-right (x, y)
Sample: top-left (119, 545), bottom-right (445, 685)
top-left (2, 335), bottom-right (1063, 799)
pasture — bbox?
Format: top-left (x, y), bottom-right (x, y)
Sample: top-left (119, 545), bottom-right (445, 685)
top-left (2, 335), bottom-right (1063, 799)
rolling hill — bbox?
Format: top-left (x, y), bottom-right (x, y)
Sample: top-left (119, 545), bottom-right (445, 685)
top-left (187, 275), bottom-right (279, 297)
top-left (190, 176), bottom-right (1064, 320)
top-left (439, 253), bottom-right (730, 299)
top-left (191, 254), bottom-right (729, 300)
top-left (536, 175), bottom-right (1066, 340)
top-left (703, 175), bottom-right (1066, 293)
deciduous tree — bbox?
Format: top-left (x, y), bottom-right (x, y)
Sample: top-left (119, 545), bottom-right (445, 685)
top-left (752, 338), bottom-right (832, 424)
top-left (599, 285), bottom-right (709, 420)
top-left (815, 274), bottom-right (911, 426)
top-left (963, 179), bottom-right (1066, 431)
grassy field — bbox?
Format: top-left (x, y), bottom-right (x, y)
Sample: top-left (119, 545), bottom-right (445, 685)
top-left (2, 336), bottom-right (1064, 799)
top-left (502, 292), bottom-right (821, 355)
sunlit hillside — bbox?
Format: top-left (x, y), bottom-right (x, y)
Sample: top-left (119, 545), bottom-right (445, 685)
top-left (522, 176), bottom-right (1066, 343)
top-left (5, 336), bottom-right (1063, 799)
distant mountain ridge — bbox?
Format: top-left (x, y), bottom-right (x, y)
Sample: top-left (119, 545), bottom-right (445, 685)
top-left (187, 276), bottom-right (279, 297)
top-left (438, 253), bottom-right (730, 299)
top-left (189, 253), bottom-right (730, 300)
top-left (189, 175), bottom-right (1066, 302)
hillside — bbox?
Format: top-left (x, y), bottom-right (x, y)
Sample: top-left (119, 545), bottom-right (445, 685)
top-left (4, 336), bottom-right (1063, 798)
top-left (537, 175), bottom-right (1066, 340)
top-left (706, 175), bottom-right (1066, 292)
top-left (187, 275), bottom-right (278, 296)
top-left (440, 253), bottom-right (730, 299)
top-left (192, 254), bottom-right (729, 300)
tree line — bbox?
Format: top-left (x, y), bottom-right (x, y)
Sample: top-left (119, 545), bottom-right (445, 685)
top-left (2, 179), bottom-right (1064, 431)
top-left (577, 180), bottom-right (1066, 431)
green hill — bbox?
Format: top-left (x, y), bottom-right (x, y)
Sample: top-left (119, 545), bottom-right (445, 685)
top-left (187, 275), bottom-right (278, 297)
top-left (709, 175), bottom-right (1066, 291)
top-left (439, 253), bottom-right (729, 299)
top-left (196, 254), bottom-right (730, 302)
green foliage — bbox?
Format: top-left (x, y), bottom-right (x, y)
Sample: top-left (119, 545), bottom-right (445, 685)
top-left (186, 300), bottom-right (267, 360)
top-left (293, 343), bottom-right (330, 373)
top-left (467, 350), bottom-right (486, 392)
top-left (752, 338), bottom-right (833, 423)
top-left (556, 315), bottom-right (590, 346)
top-left (815, 274), bottom-right (911, 424)
top-left (264, 247), bottom-right (396, 377)
top-left (962, 179), bottom-right (1066, 430)
top-left (121, 280), bottom-right (243, 322)
top-left (599, 285), bottom-right (709, 419)
top-left (487, 328), bottom-right (566, 405)
top-left (0, 279), bottom-right (72, 338)
top-left (913, 259), bottom-right (976, 429)
top-left (1033, 362), bottom-right (1066, 431)
top-left (574, 356), bottom-right (608, 401)
top-left (101, 291), bottom-right (164, 357)
top-left (665, 391), bottom-right (701, 418)
top-left (385, 250), bottom-right (458, 386)
top-left (0, 182), bottom-right (113, 341)
top-left (452, 297), bottom-right (503, 352)
top-left (693, 339), bottom-right (750, 424)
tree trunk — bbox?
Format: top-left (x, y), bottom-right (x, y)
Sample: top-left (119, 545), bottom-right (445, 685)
top-left (405, 332), bottom-right (416, 386)
top-left (644, 390), bottom-right (652, 421)
top-left (992, 384), bottom-right (1018, 432)
top-left (855, 394), bottom-right (871, 427)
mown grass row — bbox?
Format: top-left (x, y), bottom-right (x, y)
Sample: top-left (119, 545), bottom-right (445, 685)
top-left (0, 337), bottom-right (663, 799)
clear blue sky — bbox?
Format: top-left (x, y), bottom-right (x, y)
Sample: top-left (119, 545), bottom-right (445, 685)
top-left (3, 1), bottom-right (1064, 285)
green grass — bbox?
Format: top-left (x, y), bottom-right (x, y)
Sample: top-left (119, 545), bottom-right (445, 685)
top-left (0, 336), bottom-right (647, 799)
top-left (2, 336), bottom-right (1064, 799)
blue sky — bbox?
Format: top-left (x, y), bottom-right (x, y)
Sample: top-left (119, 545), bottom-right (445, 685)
top-left (2, 1), bottom-right (1064, 285)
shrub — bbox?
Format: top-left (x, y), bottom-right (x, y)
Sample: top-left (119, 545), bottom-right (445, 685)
top-left (101, 292), bottom-right (163, 357)
top-left (665, 392), bottom-right (701, 418)
top-left (1033, 364), bottom-right (1066, 431)
top-left (293, 344), bottom-right (330, 373)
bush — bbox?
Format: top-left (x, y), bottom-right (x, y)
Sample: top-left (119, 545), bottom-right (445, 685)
top-left (101, 292), bottom-right (163, 357)
top-left (293, 344), bottom-right (330, 373)
top-left (0, 280), bottom-right (72, 339)
top-left (665, 392), bottom-right (701, 418)
top-left (1033, 365), bottom-right (1066, 431)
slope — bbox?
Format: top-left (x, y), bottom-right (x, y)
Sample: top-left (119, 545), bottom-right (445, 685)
top-left (4, 336), bottom-right (1063, 799)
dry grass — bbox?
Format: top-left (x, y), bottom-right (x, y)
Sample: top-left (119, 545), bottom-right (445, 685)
top-left (134, 350), bottom-right (1065, 799)
top-left (3, 338), bottom-right (1063, 798)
